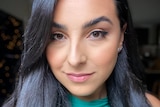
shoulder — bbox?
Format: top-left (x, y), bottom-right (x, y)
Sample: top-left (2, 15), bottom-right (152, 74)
top-left (146, 93), bottom-right (160, 107)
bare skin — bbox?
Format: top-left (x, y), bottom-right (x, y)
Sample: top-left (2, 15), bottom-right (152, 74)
top-left (46, 0), bottom-right (124, 101)
top-left (46, 0), bottom-right (160, 106)
top-left (146, 93), bottom-right (160, 107)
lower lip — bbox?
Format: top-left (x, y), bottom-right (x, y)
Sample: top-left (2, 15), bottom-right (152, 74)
top-left (67, 74), bottom-right (93, 82)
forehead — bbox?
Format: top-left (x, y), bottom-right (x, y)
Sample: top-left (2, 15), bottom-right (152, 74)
top-left (53, 0), bottom-right (119, 27)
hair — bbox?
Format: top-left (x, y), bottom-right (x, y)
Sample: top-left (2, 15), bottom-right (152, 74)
top-left (3, 0), bottom-right (151, 107)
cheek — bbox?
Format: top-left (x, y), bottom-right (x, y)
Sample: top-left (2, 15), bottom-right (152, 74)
top-left (90, 46), bottom-right (118, 82)
top-left (89, 45), bottom-right (118, 68)
top-left (46, 45), bottom-right (66, 70)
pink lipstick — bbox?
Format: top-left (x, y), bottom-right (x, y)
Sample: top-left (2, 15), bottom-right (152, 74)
top-left (66, 73), bottom-right (94, 82)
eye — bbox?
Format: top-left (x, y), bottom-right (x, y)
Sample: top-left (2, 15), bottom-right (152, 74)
top-left (88, 30), bottom-right (108, 40)
top-left (50, 33), bottom-right (66, 41)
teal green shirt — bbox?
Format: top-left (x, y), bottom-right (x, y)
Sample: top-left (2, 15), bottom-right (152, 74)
top-left (69, 95), bottom-right (111, 107)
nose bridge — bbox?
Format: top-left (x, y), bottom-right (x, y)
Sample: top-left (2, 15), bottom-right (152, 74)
top-left (67, 38), bottom-right (86, 66)
top-left (70, 39), bottom-right (80, 58)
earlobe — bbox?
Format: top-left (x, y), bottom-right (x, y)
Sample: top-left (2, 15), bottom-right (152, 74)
top-left (118, 46), bottom-right (123, 52)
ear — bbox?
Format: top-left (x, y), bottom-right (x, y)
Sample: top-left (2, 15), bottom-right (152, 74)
top-left (119, 23), bottom-right (127, 48)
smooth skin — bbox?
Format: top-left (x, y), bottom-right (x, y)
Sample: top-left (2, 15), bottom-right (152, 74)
top-left (46, 0), bottom-right (160, 106)
top-left (46, 0), bottom-right (124, 101)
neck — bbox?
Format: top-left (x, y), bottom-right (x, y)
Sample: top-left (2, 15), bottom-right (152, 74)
top-left (74, 85), bottom-right (107, 101)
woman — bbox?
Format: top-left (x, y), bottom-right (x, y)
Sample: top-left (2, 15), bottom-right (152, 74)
top-left (2, 0), bottom-right (160, 107)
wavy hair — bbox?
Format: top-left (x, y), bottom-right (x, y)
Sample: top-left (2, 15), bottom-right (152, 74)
top-left (3, 0), bottom-right (151, 107)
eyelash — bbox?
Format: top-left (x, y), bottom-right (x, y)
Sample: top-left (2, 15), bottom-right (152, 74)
top-left (50, 33), bottom-right (65, 41)
top-left (50, 30), bottom-right (108, 41)
top-left (88, 30), bottom-right (108, 40)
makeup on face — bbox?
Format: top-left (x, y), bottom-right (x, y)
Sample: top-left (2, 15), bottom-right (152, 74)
top-left (46, 0), bottom-right (124, 101)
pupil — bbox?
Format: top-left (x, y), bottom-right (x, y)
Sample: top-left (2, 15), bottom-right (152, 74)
top-left (93, 32), bottom-right (99, 37)
top-left (57, 34), bottom-right (63, 39)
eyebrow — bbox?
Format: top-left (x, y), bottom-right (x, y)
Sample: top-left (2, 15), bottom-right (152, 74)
top-left (83, 16), bottom-right (113, 28)
top-left (52, 16), bottom-right (113, 30)
top-left (52, 22), bottom-right (66, 29)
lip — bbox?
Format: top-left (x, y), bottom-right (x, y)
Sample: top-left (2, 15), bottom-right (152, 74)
top-left (66, 72), bottom-right (94, 83)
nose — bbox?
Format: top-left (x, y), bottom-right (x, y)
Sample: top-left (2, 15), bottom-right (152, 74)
top-left (67, 41), bottom-right (87, 66)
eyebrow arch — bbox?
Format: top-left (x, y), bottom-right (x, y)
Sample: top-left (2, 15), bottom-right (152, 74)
top-left (52, 22), bottom-right (67, 30)
top-left (52, 16), bottom-right (112, 30)
top-left (83, 16), bottom-right (113, 28)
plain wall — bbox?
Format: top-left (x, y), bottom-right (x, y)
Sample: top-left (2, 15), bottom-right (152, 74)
top-left (0, 0), bottom-right (31, 26)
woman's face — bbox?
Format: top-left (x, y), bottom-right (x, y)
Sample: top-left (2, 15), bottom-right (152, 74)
top-left (46, 0), bottom-right (126, 101)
